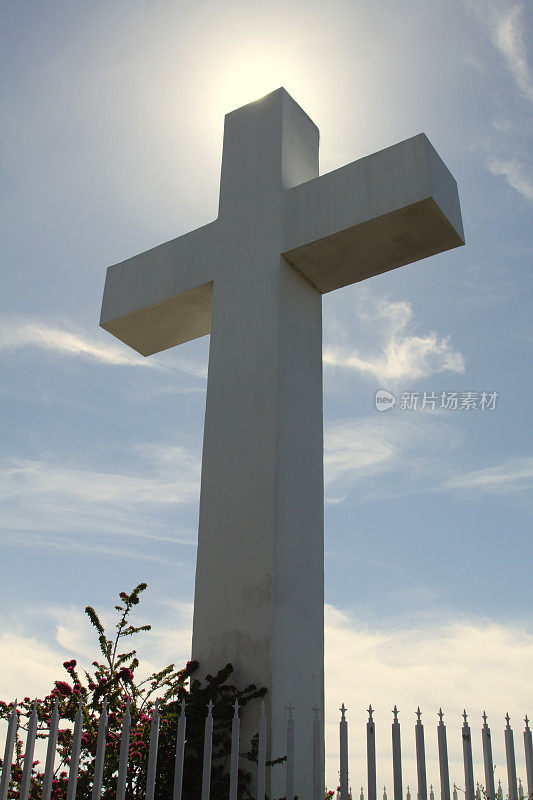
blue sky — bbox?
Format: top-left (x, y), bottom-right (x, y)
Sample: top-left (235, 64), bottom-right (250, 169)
top-left (1, 0), bottom-right (532, 790)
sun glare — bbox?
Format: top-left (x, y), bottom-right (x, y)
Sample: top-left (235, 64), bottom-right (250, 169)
top-left (201, 40), bottom-right (317, 123)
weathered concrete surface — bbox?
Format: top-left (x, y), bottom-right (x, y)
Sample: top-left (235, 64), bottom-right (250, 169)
top-left (100, 87), bottom-right (464, 799)
top-left (283, 133), bottom-right (464, 293)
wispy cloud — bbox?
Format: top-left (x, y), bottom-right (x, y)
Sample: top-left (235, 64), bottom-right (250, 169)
top-left (447, 455), bottom-right (533, 495)
top-left (325, 415), bottom-right (532, 506)
top-left (467, 0), bottom-right (533, 100)
top-left (487, 157), bottom-right (533, 201)
top-left (0, 442), bottom-right (201, 544)
top-left (0, 316), bottom-right (207, 378)
top-left (1, 454), bottom-right (199, 508)
top-left (324, 414), bottom-right (462, 503)
top-left (323, 293), bottom-right (465, 384)
top-left (492, 2), bottom-right (533, 100)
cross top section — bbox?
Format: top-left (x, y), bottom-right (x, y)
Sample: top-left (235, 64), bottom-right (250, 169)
top-left (218, 88), bottom-right (319, 217)
top-left (101, 87), bottom-right (464, 359)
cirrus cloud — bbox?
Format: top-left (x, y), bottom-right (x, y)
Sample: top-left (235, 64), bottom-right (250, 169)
top-left (324, 293), bottom-right (465, 384)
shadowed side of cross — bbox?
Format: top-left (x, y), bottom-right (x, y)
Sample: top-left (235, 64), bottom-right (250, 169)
top-left (100, 87), bottom-right (464, 799)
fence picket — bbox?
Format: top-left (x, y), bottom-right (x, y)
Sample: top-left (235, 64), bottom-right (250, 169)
top-left (524, 716), bottom-right (533, 800)
top-left (20, 700), bottom-right (38, 800)
top-left (506, 714), bottom-right (519, 800)
top-left (0, 701), bottom-right (18, 800)
top-left (91, 697), bottom-right (108, 800)
top-left (462, 711), bottom-right (475, 800)
top-left (146, 699), bottom-right (160, 800)
top-left (229, 700), bottom-right (240, 800)
top-left (367, 706), bottom-right (377, 800)
top-left (172, 700), bottom-right (186, 800)
top-left (66, 701), bottom-right (84, 800)
top-left (116, 698), bottom-right (131, 800)
top-left (42, 698), bottom-right (59, 800)
top-left (437, 709), bottom-right (451, 800)
top-left (415, 708), bottom-right (428, 800)
top-left (256, 701), bottom-right (267, 800)
top-left (482, 712), bottom-right (496, 800)
top-left (201, 700), bottom-right (213, 800)
top-left (339, 704), bottom-right (349, 800)
top-left (391, 707), bottom-right (403, 800)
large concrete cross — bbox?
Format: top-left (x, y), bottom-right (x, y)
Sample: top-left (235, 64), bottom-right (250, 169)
top-left (100, 88), bottom-right (464, 797)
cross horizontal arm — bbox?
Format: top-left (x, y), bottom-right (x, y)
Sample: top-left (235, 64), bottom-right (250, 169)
top-left (282, 133), bottom-right (464, 294)
top-left (100, 221), bottom-right (219, 356)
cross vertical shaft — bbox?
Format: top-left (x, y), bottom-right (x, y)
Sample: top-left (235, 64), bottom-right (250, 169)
top-left (192, 90), bottom-right (324, 798)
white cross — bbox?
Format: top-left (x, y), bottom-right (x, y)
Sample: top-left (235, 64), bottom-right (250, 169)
top-left (100, 88), bottom-right (464, 797)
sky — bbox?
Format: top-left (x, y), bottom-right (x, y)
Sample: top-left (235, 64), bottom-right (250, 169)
top-left (1, 0), bottom-right (532, 792)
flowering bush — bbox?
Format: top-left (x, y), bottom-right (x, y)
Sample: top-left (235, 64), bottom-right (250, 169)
top-left (0, 583), bottom-right (272, 800)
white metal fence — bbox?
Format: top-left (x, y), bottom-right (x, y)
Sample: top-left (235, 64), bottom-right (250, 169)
top-left (1, 700), bottom-right (532, 800)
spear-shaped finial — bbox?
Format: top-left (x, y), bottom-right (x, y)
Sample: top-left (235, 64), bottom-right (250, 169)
top-left (368, 705), bottom-right (374, 722)
top-left (392, 705), bottom-right (399, 722)
top-left (179, 698), bottom-right (185, 715)
top-left (525, 714), bottom-right (530, 730)
top-left (505, 713), bottom-right (511, 728)
top-left (206, 699), bottom-right (213, 716)
top-left (340, 703), bottom-right (347, 721)
top-left (462, 709), bottom-right (468, 724)
top-left (233, 699), bottom-right (239, 718)
top-left (482, 711), bottom-right (488, 726)
top-left (416, 707), bottom-right (422, 723)
top-left (438, 708), bottom-right (444, 724)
